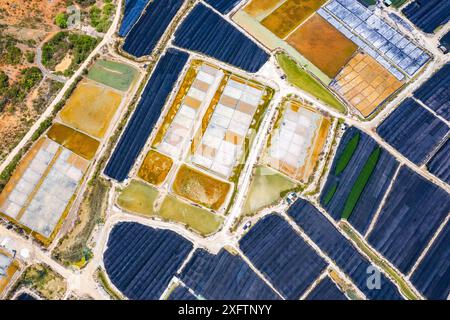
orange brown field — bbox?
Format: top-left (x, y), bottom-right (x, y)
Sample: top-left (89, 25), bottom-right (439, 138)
top-left (172, 165), bottom-right (231, 210)
top-left (261, 0), bottom-right (327, 39)
top-left (46, 123), bottom-right (100, 160)
top-left (331, 53), bottom-right (403, 117)
top-left (59, 79), bottom-right (123, 139)
top-left (138, 150), bottom-right (173, 186)
top-left (287, 14), bottom-right (358, 78)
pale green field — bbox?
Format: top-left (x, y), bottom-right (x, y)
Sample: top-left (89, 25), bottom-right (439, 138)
top-left (117, 180), bottom-right (223, 236)
top-left (160, 195), bottom-right (223, 236)
top-left (276, 53), bottom-right (347, 113)
top-left (117, 180), bottom-right (159, 216)
top-left (87, 59), bottom-right (138, 91)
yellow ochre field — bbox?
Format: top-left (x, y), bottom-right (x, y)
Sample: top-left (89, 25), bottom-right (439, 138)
top-left (172, 165), bottom-right (231, 211)
top-left (261, 0), bottom-right (327, 39)
top-left (59, 79), bottom-right (122, 139)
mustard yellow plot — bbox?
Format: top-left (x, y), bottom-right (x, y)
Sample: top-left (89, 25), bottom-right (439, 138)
top-left (47, 123), bottom-right (100, 160)
top-left (138, 150), bottom-right (173, 186)
top-left (59, 79), bottom-right (122, 139)
top-left (172, 165), bottom-right (231, 211)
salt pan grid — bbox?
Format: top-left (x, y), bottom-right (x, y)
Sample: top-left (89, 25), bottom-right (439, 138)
top-left (319, 0), bottom-right (430, 79)
top-left (158, 64), bottom-right (224, 159)
top-left (0, 138), bottom-right (88, 238)
top-left (191, 78), bottom-right (264, 178)
top-left (267, 101), bottom-right (323, 182)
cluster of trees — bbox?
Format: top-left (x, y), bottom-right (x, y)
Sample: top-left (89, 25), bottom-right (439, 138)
top-left (0, 35), bottom-right (22, 65)
top-left (55, 12), bottom-right (69, 29)
top-left (0, 67), bottom-right (43, 112)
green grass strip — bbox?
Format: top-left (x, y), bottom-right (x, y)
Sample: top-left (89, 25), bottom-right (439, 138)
top-left (335, 132), bottom-right (360, 176)
top-left (341, 147), bottom-right (380, 220)
top-left (323, 182), bottom-right (338, 205)
top-left (391, 0), bottom-right (408, 8)
top-left (276, 53), bottom-right (346, 113)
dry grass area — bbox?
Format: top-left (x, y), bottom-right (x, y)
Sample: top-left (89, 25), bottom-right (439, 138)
top-left (0, 0), bottom-right (65, 27)
top-left (287, 14), bottom-right (358, 78)
top-left (172, 165), bottom-right (231, 211)
top-left (261, 0), bottom-right (327, 39)
top-left (0, 1), bottom-right (65, 161)
top-left (138, 150), bottom-right (173, 186)
top-left (331, 52), bottom-right (403, 117)
top-left (47, 123), bottom-right (100, 160)
top-left (53, 178), bottom-right (110, 268)
top-left (244, 0), bottom-right (286, 19)
top-left (59, 79), bottom-right (122, 139)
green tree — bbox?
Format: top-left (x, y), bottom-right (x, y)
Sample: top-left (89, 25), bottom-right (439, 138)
top-left (55, 12), bottom-right (69, 29)
top-left (5, 45), bottom-right (21, 65)
top-left (0, 71), bottom-right (9, 94)
top-left (25, 51), bottom-right (35, 63)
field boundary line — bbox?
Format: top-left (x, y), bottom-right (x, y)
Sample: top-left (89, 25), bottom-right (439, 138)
top-left (280, 210), bottom-right (367, 300)
top-left (406, 214), bottom-right (450, 279)
top-left (364, 164), bottom-right (402, 238)
top-left (299, 268), bottom-right (329, 300)
top-left (235, 247), bottom-right (286, 300)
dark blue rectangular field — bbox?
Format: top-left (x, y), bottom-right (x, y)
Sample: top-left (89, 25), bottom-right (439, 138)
top-left (367, 166), bottom-right (450, 273)
top-left (287, 199), bottom-right (404, 300)
top-left (306, 277), bottom-right (347, 300)
top-left (376, 98), bottom-right (448, 165)
top-left (239, 214), bottom-right (327, 300)
top-left (173, 3), bottom-right (269, 73)
top-left (427, 138), bottom-right (450, 185)
top-left (440, 31), bottom-right (450, 51)
top-left (123, 0), bottom-right (184, 57)
top-left (167, 285), bottom-right (198, 300)
top-left (16, 293), bottom-right (36, 301)
top-left (103, 222), bottom-right (193, 300)
top-left (104, 48), bottom-right (188, 182)
top-left (320, 127), bottom-right (399, 234)
top-left (119, 0), bottom-right (149, 37)
top-left (205, 0), bottom-right (242, 14)
top-left (413, 63), bottom-right (450, 121)
top-left (410, 221), bottom-right (450, 300)
top-left (402, 0), bottom-right (450, 34)
top-left (179, 248), bottom-right (280, 300)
